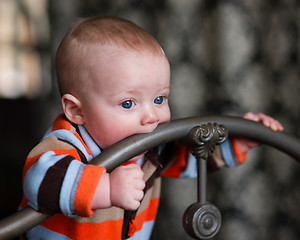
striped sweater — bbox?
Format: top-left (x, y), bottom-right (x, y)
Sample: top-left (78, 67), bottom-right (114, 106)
top-left (20, 114), bottom-right (245, 239)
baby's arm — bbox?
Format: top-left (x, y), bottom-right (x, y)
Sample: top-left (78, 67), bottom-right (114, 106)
top-left (162, 113), bottom-right (284, 177)
top-left (91, 164), bottom-right (145, 211)
top-left (235, 112), bottom-right (284, 154)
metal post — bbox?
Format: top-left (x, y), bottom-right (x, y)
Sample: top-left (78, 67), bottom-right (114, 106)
top-left (198, 158), bottom-right (207, 204)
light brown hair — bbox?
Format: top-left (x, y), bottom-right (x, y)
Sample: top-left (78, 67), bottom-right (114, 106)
top-left (56, 16), bottom-right (164, 96)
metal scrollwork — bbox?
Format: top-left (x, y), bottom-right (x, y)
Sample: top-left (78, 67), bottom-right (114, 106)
top-left (184, 123), bottom-right (228, 160)
top-left (182, 122), bottom-right (228, 239)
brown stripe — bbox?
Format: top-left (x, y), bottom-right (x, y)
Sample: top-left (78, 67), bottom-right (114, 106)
top-left (58, 138), bottom-right (88, 164)
top-left (37, 155), bottom-right (74, 214)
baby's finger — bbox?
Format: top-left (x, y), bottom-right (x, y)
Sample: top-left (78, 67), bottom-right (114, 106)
top-left (124, 164), bottom-right (144, 178)
top-left (269, 120), bottom-right (284, 131)
top-left (124, 163), bottom-right (141, 170)
top-left (260, 117), bottom-right (271, 128)
top-left (257, 113), bottom-right (282, 131)
top-left (135, 179), bottom-right (146, 190)
top-left (243, 112), bottom-right (259, 121)
top-left (134, 189), bottom-right (144, 202)
top-left (127, 200), bottom-right (141, 211)
top-left (257, 113), bottom-right (271, 122)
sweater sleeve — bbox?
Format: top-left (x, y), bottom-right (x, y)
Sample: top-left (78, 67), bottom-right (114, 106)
top-left (220, 138), bottom-right (247, 167)
top-left (22, 117), bottom-right (106, 218)
top-left (22, 145), bottom-right (105, 217)
top-left (161, 138), bottom-right (247, 178)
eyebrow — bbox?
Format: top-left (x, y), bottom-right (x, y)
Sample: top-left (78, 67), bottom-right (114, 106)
top-left (109, 90), bottom-right (140, 98)
top-left (160, 86), bottom-right (170, 93)
top-left (109, 85), bottom-right (170, 97)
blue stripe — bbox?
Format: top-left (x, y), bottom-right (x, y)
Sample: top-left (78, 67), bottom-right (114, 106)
top-left (129, 220), bottom-right (155, 240)
top-left (59, 160), bottom-right (84, 216)
top-left (24, 152), bottom-right (65, 210)
top-left (181, 139), bottom-right (240, 178)
top-left (26, 225), bottom-right (71, 240)
top-left (220, 139), bottom-right (239, 167)
top-left (180, 153), bottom-right (197, 178)
top-left (78, 125), bottom-right (101, 159)
top-left (44, 129), bottom-right (91, 160)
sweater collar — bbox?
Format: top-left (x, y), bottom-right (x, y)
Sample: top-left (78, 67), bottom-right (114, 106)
top-left (78, 125), bottom-right (102, 158)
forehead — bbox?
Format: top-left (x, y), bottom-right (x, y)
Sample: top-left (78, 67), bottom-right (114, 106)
top-left (88, 47), bottom-right (170, 86)
top-left (90, 45), bottom-right (165, 64)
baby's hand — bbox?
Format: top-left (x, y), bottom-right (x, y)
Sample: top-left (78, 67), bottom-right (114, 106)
top-left (110, 164), bottom-right (145, 210)
top-left (243, 112), bottom-right (283, 131)
top-left (235, 112), bottom-right (284, 153)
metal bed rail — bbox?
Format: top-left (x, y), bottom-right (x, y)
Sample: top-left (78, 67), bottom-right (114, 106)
top-left (0, 116), bottom-right (299, 240)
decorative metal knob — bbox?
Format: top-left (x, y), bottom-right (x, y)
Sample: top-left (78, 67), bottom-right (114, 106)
top-left (182, 203), bottom-right (221, 240)
top-left (185, 123), bottom-right (228, 160)
top-left (181, 123), bottom-right (227, 239)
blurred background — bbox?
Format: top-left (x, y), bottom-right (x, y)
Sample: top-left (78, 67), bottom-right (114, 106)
top-left (0, 0), bottom-right (299, 239)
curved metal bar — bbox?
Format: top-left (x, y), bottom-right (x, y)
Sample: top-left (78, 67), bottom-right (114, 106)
top-left (0, 116), bottom-right (299, 240)
top-left (90, 115), bottom-right (300, 170)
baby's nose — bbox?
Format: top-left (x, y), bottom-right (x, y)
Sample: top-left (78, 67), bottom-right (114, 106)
top-left (141, 107), bottom-right (159, 126)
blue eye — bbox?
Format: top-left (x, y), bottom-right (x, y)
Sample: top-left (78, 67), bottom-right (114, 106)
top-left (154, 96), bottom-right (164, 105)
top-left (121, 100), bottom-right (133, 109)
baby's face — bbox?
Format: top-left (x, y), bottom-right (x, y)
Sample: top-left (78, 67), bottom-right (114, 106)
top-left (80, 49), bottom-right (171, 159)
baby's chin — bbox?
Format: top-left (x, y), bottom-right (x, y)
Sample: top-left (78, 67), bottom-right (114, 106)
top-left (128, 151), bottom-right (148, 162)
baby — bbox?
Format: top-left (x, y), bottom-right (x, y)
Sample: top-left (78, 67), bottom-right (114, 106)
top-left (20, 17), bottom-right (283, 239)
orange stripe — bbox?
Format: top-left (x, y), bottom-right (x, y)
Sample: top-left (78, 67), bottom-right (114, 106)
top-left (41, 214), bottom-right (123, 240)
top-left (51, 115), bottom-right (92, 156)
top-left (23, 149), bottom-right (80, 184)
top-left (74, 132), bottom-right (92, 156)
top-left (52, 148), bottom-right (81, 160)
top-left (41, 198), bottom-right (160, 239)
top-left (232, 138), bottom-right (248, 164)
top-left (135, 198), bottom-right (159, 232)
top-left (22, 154), bottom-right (43, 183)
top-left (121, 161), bottom-right (137, 166)
top-left (52, 114), bottom-right (72, 131)
top-left (162, 144), bottom-right (188, 177)
top-left (74, 165), bottom-right (105, 217)
top-left (19, 196), bottom-right (28, 208)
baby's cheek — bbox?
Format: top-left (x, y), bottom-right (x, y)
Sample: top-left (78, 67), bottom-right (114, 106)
top-left (102, 127), bottom-right (136, 149)
top-left (161, 108), bottom-right (171, 123)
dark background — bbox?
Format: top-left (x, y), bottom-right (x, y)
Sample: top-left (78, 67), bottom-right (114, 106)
top-left (0, 1), bottom-right (299, 239)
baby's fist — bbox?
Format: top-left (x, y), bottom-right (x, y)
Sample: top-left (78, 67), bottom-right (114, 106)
top-left (110, 164), bottom-right (145, 210)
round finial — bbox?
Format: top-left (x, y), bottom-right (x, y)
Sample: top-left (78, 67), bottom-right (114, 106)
top-left (183, 203), bottom-right (221, 239)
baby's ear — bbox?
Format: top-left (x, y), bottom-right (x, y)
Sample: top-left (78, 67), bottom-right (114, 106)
top-left (61, 94), bottom-right (84, 125)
